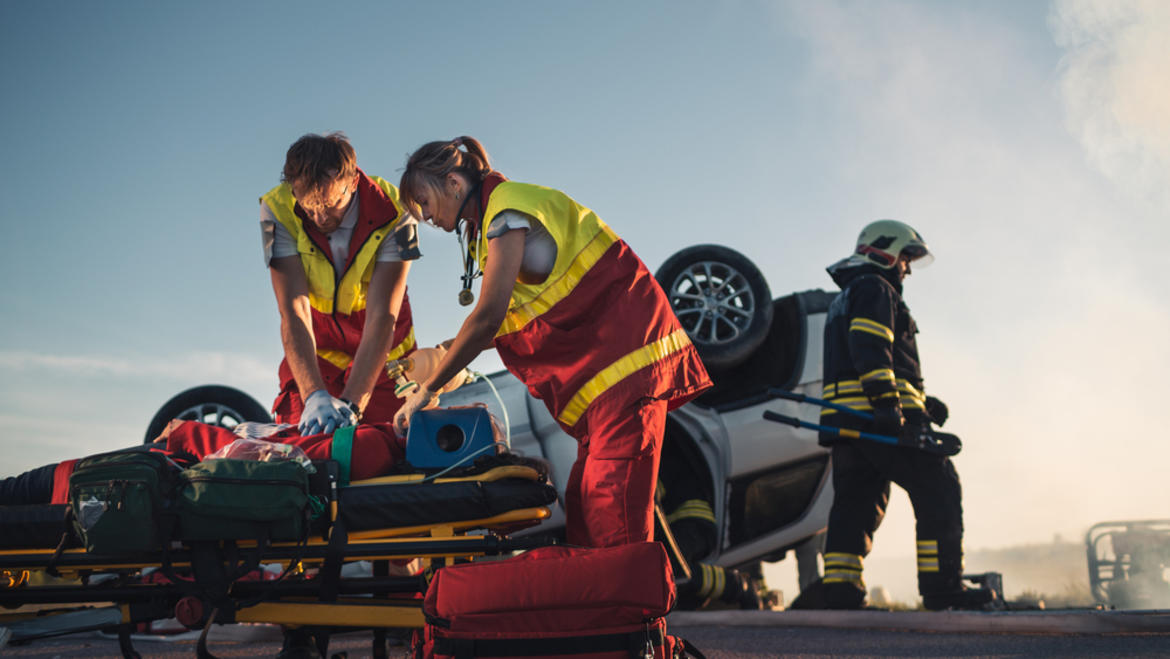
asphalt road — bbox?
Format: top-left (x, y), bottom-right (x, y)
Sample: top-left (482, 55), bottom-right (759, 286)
top-left (5, 610), bottom-right (1170, 658)
top-left (5, 626), bottom-right (1170, 658)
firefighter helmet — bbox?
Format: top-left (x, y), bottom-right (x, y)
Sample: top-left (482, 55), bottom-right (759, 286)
top-left (853, 219), bottom-right (933, 269)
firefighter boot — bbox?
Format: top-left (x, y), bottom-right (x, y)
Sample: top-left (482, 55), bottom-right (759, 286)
top-left (922, 583), bottom-right (995, 611)
top-left (917, 539), bottom-right (994, 610)
top-left (789, 577), bottom-right (866, 610)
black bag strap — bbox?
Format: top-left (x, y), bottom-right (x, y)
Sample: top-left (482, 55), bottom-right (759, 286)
top-left (434, 626), bottom-right (665, 658)
top-left (318, 513), bottom-right (348, 602)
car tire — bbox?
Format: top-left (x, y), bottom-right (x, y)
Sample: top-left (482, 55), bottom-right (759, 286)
top-left (656, 244), bottom-right (773, 371)
top-left (144, 385), bottom-right (272, 444)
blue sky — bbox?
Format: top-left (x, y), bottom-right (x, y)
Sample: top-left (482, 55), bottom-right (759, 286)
top-left (3, 1), bottom-right (1168, 602)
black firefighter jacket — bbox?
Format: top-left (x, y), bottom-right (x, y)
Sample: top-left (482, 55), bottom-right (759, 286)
top-left (820, 263), bottom-right (927, 445)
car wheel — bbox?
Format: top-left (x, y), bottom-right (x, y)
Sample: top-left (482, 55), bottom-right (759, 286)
top-left (143, 385), bottom-right (272, 444)
top-left (655, 244), bottom-right (773, 371)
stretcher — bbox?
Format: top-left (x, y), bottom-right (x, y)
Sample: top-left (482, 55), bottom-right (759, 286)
top-left (0, 457), bottom-right (559, 658)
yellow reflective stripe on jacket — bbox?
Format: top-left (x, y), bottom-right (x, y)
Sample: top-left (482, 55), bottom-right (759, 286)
top-left (314, 327), bottom-right (416, 371)
top-left (495, 225), bottom-right (617, 337)
top-left (826, 380), bottom-right (864, 397)
top-left (666, 499), bottom-right (716, 525)
top-left (820, 388), bottom-right (924, 414)
top-left (557, 328), bottom-right (691, 427)
top-left (896, 379), bottom-right (927, 409)
top-left (860, 368), bottom-right (895, 384)
top-left (850, 317), bottom-right (894, 342)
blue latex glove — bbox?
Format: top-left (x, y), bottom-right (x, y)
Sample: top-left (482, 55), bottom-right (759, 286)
top-left (299, 389), bottom-right (349, 436)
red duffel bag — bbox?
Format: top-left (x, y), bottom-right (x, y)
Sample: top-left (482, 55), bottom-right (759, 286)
top-left (414, 541), bottom-right (702, 659)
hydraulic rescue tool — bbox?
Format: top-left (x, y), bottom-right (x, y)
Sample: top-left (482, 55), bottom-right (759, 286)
top-left (763, 388), bottom-right (961, 456)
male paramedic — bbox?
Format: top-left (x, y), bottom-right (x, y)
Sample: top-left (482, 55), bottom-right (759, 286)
top-left (261, 133), bottom-right (419, 435)
top-left (793, 220), bottom-right (991, 611)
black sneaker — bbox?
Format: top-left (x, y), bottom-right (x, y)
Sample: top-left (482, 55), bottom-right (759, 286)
top-left (922, 586), bottom-right (995, 611)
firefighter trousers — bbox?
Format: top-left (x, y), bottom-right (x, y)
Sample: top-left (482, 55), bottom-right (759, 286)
top-left (826, 439), bottom-right (965, 594)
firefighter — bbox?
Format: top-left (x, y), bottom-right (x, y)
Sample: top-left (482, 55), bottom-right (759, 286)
top-left (655, 474), bottom-right (762, 609)
top-left (794, 219), bottom-right (990, 611)
top-left (261, 133), bottom-right (420, 435)
top-left (392, 137), bottom-right (711, 548)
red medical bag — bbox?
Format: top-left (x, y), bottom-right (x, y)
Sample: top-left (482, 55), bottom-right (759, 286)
top-left (415, 542), bottom-right (700, 658)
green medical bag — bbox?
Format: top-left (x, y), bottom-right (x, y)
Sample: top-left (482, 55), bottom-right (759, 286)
top-left (68, 448), bottom-right (178, 555)
top-left (177, 458), bottom-right (311, 543)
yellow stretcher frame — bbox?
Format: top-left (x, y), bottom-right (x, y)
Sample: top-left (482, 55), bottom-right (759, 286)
top-left (0, 465), bottom-right (557, 654)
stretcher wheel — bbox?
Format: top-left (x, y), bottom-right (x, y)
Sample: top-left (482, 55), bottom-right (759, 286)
top-left (144, 385), bottom-right (272, 443)
top-left (175, 595), bottom-right (204, 628)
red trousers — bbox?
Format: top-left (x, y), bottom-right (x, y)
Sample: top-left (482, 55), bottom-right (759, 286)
top-left (563, 397), bottom-right (667, 548)
top-left (272, 357), bottom-right (406, 425)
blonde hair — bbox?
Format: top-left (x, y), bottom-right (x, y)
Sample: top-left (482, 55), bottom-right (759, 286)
top-left (400, 136), bottom-right (492, 219)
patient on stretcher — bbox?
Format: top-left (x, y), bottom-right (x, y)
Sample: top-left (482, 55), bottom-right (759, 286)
top-left (0, 413), bottom-right (541, 507)
top-left (0, 420), bottom-right (405, 506)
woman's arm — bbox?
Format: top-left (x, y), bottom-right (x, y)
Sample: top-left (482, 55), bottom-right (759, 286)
top-left (395, 229), bottom-right (526, 431)
top-left (426, 229), bottom-right (525, 390)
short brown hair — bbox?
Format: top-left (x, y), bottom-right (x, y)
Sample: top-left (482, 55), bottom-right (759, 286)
top-left (281, 132), bottom-right (357, 188)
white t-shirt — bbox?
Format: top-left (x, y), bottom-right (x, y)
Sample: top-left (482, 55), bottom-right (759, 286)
top-left (485, 209), bottom-right (558, 281)
top-left (260, 196), bottom-right (420, 278)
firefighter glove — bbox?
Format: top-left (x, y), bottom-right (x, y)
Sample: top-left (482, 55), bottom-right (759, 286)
top-left (925, 396), bottom-right (948, 427)
top-left (870, 404), bottom-right (905, 437)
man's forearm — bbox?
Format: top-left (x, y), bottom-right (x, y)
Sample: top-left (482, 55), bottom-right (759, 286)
top-left (282, 316), bottom-right (327, 397)
top-left (340, 314), bottom-right (396, 410)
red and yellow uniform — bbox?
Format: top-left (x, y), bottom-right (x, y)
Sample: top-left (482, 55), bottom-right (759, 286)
top-left (261, 170), bottom-right (416, 425)
top-left (473, 175), bottom-right (711, 546)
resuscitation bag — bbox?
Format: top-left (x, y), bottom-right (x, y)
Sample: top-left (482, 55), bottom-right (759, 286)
top-left (176, 458), bottom-right (312, 543)
top-left (68, 447), bottom-right (180, 555)
top-left (416, 542), bottom-right (701, 658)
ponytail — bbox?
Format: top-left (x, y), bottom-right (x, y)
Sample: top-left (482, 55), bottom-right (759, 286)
top-left (400, 136), bottom-right (493, 218)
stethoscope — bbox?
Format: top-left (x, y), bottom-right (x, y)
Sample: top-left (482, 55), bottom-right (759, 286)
top-left (453, 182), bottom-right (484, 306)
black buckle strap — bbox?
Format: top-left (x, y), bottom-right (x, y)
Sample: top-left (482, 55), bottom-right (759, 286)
top-left (434, 627), bottom-right (665, 658)
top-left (318, 514), bottom-right (348, 602)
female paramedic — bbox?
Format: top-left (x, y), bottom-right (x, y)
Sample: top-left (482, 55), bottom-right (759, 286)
top-left (392, 137), bottom-right (711, 548)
